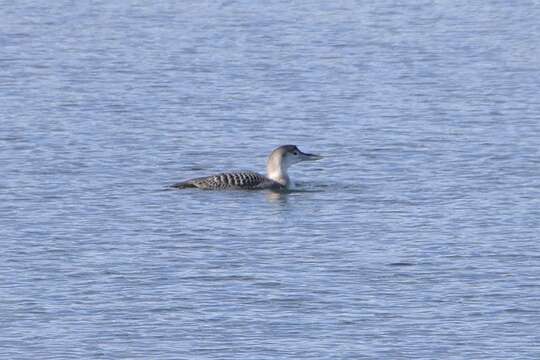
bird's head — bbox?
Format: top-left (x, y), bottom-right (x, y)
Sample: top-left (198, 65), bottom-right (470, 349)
top-left (267, 144), bottom-right (322, 180)
top-left (272, 145), bottom-right (323, 168)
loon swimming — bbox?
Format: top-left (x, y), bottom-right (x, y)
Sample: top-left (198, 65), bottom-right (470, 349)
top-left (172, 145), bottom-right (322, 190)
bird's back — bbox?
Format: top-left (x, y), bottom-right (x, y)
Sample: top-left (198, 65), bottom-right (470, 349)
top-left (173, 171), bottom-right (281, 190)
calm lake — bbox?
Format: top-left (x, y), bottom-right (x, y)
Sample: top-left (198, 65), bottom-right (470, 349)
top-left (1, 1), bottom-right (540, 359)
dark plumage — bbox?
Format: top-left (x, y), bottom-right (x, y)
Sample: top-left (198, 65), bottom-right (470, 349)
top-left (172, 171), bottom-right (281, 190)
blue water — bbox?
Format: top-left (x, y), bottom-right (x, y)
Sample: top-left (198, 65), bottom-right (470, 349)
top-left (2, 1), bottom-right (540, 359)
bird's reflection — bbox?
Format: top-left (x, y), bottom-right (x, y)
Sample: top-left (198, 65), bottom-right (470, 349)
top-left (265, 190), bottom-right (289, 204)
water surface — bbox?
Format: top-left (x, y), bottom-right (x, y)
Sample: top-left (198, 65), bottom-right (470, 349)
top-left (1, 1), bottom-right (540, 359)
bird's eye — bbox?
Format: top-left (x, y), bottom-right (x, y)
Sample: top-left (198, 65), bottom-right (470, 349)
top-left (293, 151), bottom-right (298, 155)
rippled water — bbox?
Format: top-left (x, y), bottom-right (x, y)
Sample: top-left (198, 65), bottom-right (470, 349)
top-left (2, 1), bottom-right (540, 359)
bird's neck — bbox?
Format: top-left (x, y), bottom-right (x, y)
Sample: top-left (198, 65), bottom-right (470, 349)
top-left (267, 157), bottom-right (290, 187)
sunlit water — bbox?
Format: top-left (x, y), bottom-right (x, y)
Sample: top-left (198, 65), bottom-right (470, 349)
top-left (2, 1), bottom-right (540, 359)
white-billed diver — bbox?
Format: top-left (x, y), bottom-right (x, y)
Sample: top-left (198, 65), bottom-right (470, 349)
top-left (172, 145), bottom-right (322, 190)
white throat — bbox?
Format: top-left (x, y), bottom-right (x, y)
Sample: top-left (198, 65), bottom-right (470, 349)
top-left (267, 155), bottom-right (290, 187)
